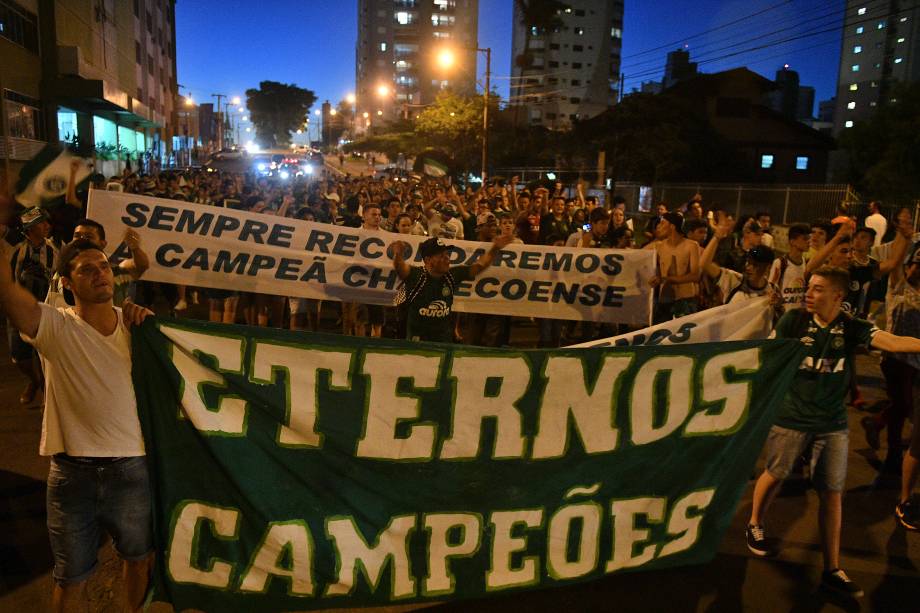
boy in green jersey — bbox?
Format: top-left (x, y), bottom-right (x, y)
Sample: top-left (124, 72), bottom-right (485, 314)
top-left (388, 235), bottom-right (513, 343)
top-left (746, 266), bottom-right (920, 598)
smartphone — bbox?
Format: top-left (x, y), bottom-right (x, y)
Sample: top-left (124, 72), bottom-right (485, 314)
top-left (582, 223), bottom-right (591, 231)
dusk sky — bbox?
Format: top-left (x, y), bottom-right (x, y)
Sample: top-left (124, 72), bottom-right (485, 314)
top-left (176, 0), bottom-right (843, 121)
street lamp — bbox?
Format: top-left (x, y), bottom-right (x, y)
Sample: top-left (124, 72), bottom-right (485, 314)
top-left (436, 46), bottom-right (492, 182)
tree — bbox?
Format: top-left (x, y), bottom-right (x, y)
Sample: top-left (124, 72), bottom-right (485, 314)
top-left (834, 81), bottom-right (920, 201)
top-left (245, 81), bottom-right (317, 148)
top-left (415, 91), bottom-right (497, 174)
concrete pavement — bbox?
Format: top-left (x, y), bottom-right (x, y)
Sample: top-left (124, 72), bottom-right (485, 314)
top-left (1, 319), bottom-right (918, 612)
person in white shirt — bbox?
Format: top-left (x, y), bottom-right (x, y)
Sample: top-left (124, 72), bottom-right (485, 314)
top-left (0, 237), bottom-right (154, 613)
top-left (864, 201), bottom-right (888, 248)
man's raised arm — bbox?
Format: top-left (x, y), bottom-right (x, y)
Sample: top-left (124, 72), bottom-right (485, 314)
top-left (0, 241), bottom-right (42, 338)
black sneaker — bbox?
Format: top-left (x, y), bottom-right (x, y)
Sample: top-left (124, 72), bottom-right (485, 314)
top-left (821, 568), bottom-right (864, 598)
top-left (745, 524), bottom-right (778, 557)
top-left (896, 500), bottom-right (920, 531)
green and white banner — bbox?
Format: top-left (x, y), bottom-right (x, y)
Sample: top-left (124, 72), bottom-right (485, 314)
top-left (133, 319), bottom-right (804, 612)
top-left (88, 191), bottom-right (656, 324)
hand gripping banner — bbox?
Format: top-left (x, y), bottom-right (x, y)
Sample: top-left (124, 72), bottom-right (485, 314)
top-left (131, 319), bottom-right (804, 612)
top-left (87, 191), bottom-right (655, 324)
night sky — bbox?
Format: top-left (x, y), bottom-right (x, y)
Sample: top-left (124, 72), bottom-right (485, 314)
top-left (176, 0), bottom-right (841, 123)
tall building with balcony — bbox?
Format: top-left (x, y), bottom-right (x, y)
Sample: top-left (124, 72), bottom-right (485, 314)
top-left (355, 0), bottom-right (478, 128)
top-left (833, 0), bottom-right (920, 134)
top-left (510, 0), bottom-right (623, 130)
top-left (0, 0), bottom-right (177, 183)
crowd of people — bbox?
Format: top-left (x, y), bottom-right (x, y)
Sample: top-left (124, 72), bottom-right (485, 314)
top-left (2, 158), bottom-right (920, 608)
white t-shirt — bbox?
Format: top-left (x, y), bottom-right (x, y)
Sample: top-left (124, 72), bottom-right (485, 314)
top-left (769, 255), bottom-right (807, 312)
top-left (24, 303), bottom-right (144, 457)
top-left (717, 269), bottom-right (775, 304)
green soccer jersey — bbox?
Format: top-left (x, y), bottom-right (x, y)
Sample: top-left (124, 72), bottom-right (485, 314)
top-left (404, 265), bottom-right (473, 343)
top-left (773, 310), bottom-right (878, 432)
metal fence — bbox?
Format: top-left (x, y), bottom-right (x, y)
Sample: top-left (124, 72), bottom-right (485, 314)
top-left (611, 182), bottom-right (858, 226)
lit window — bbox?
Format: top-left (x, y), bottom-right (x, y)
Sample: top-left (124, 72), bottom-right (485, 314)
top-left (856, 26), bottom-right (864, 34)
top-left (895, 57), bottom-right (903, 63)
top-left (395, 11), bottom-right (411, 25)
top-left (849, 83), bottom-right (858, 91)
top-left (845, 120), bottom-right (854, 127)
top-left (851, 64), bottom-right (860, 72)
top-left (847, 101), bottom-right (856, 109)
top-left (796, 156), bottom-right (809, 170)
top-left (574, 27), bottom-right (584, 35)
top-left (853, 45), bottom-right (862, 53)
top-left (379, 42), bottom-right (387, 51)
top-left (611, 27), bottom-right (622, 38)
top-left (761, 154), bottom-right (774, 169)
top-left (900, 16), bottom-right (908, 22)
top-left (871, 81), bottom-right (878, 87)
top-left (857, 7), bottom-right (866, 14)
top-left (877, 21), bottom-right (885, 29)
top-left (869, 101), bottom-right (877, 107)
top-left (898, 37), bottom-right (906, 43)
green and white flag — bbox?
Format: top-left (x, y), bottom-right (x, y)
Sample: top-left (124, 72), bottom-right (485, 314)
top-left (132, 318), bottom-right (805, 612)
top-left (15, 144), bottom-right (93, 208)
top-left (422, 157), bottom-right (448, 177)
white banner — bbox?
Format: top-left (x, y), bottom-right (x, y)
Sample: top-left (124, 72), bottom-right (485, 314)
top-left (566, 297), bottom-right (775, 348)
top-left (88, 191), bottom-right (656, 324)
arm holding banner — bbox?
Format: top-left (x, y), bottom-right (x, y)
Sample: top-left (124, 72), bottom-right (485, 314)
top-left (118, 229), bottom-right (149, 280)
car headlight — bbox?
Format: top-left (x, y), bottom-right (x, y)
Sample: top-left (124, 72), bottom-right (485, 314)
top-left (279, 171), bottom-right (290, 180)
top-left (302, 165), bottom-right (313, 174)
top-left (257, 163), bottom-right (266, 171)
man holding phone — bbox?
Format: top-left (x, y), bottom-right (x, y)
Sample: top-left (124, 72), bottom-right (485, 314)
top-left (565, 207), bottom-right (612, 248)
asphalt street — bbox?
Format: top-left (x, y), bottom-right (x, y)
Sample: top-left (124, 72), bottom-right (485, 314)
top-left (1, 319), bottom-right (918, 612)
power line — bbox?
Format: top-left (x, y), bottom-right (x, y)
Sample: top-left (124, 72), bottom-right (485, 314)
top-left (621, 0), bottom-right (794, 60)
top-left (621, 3), bottom-right (911, 87)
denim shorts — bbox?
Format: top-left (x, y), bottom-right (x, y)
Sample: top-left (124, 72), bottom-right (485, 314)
top-left (763, 426), bottom-right (849, 492)
top-left (46, 455), bottom-right (153, 585)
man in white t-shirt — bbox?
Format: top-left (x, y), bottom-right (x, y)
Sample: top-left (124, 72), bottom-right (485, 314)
top-left (770, 223), bottom-right (810, 312)
top-left (864, 201), bottom-right (887, 247)
top-left (0, 238), bottom-right (154, 612)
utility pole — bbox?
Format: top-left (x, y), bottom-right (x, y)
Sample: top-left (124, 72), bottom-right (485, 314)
top-left (481, 46), bottom-right (491, 183)
top-left (211, 93), bottom-right (225, 151)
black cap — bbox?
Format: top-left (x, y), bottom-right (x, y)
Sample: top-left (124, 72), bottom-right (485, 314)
top-left (419, 237), bottom-right (449, 258)
top-left (663, 212), bottom-right (684, 231)
top-left (746, 245), bottom-right (775, 264)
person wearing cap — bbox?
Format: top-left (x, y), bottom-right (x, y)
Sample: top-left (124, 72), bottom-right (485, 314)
top-left (404, 201), bottom-right (428, 236)
top-left (699, 217), bottom-right (779, 307)
top-left (429, 202), bottom-right (464, 240)
top-left (388, 234), bottom-right (513, 343)
top-left (646, 210), bottom-right (699, 322)
top-left (7, 207), bottom-right (58, 404)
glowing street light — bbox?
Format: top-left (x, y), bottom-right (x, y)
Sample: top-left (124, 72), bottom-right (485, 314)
top-left (345, 93), bottom-right (356, 104)
top-left (231, 96), bottom-right (241, 105)
top-left (376, 84), bottom-right (390, 97)
top-left (362, 111), bottom-right (369, 118)
top-left (314, 109), bottom-right (321, 116)
top-left (377, 110), bottom-right (383, 116)
top-left (436, 48), bottom-right (456, 69)
top-left (329, 108), bottom-right (337, 116)
top-left (184, 96), bottom-right (194, 106)
top-left (237, 106), bottom-right (245, 112)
